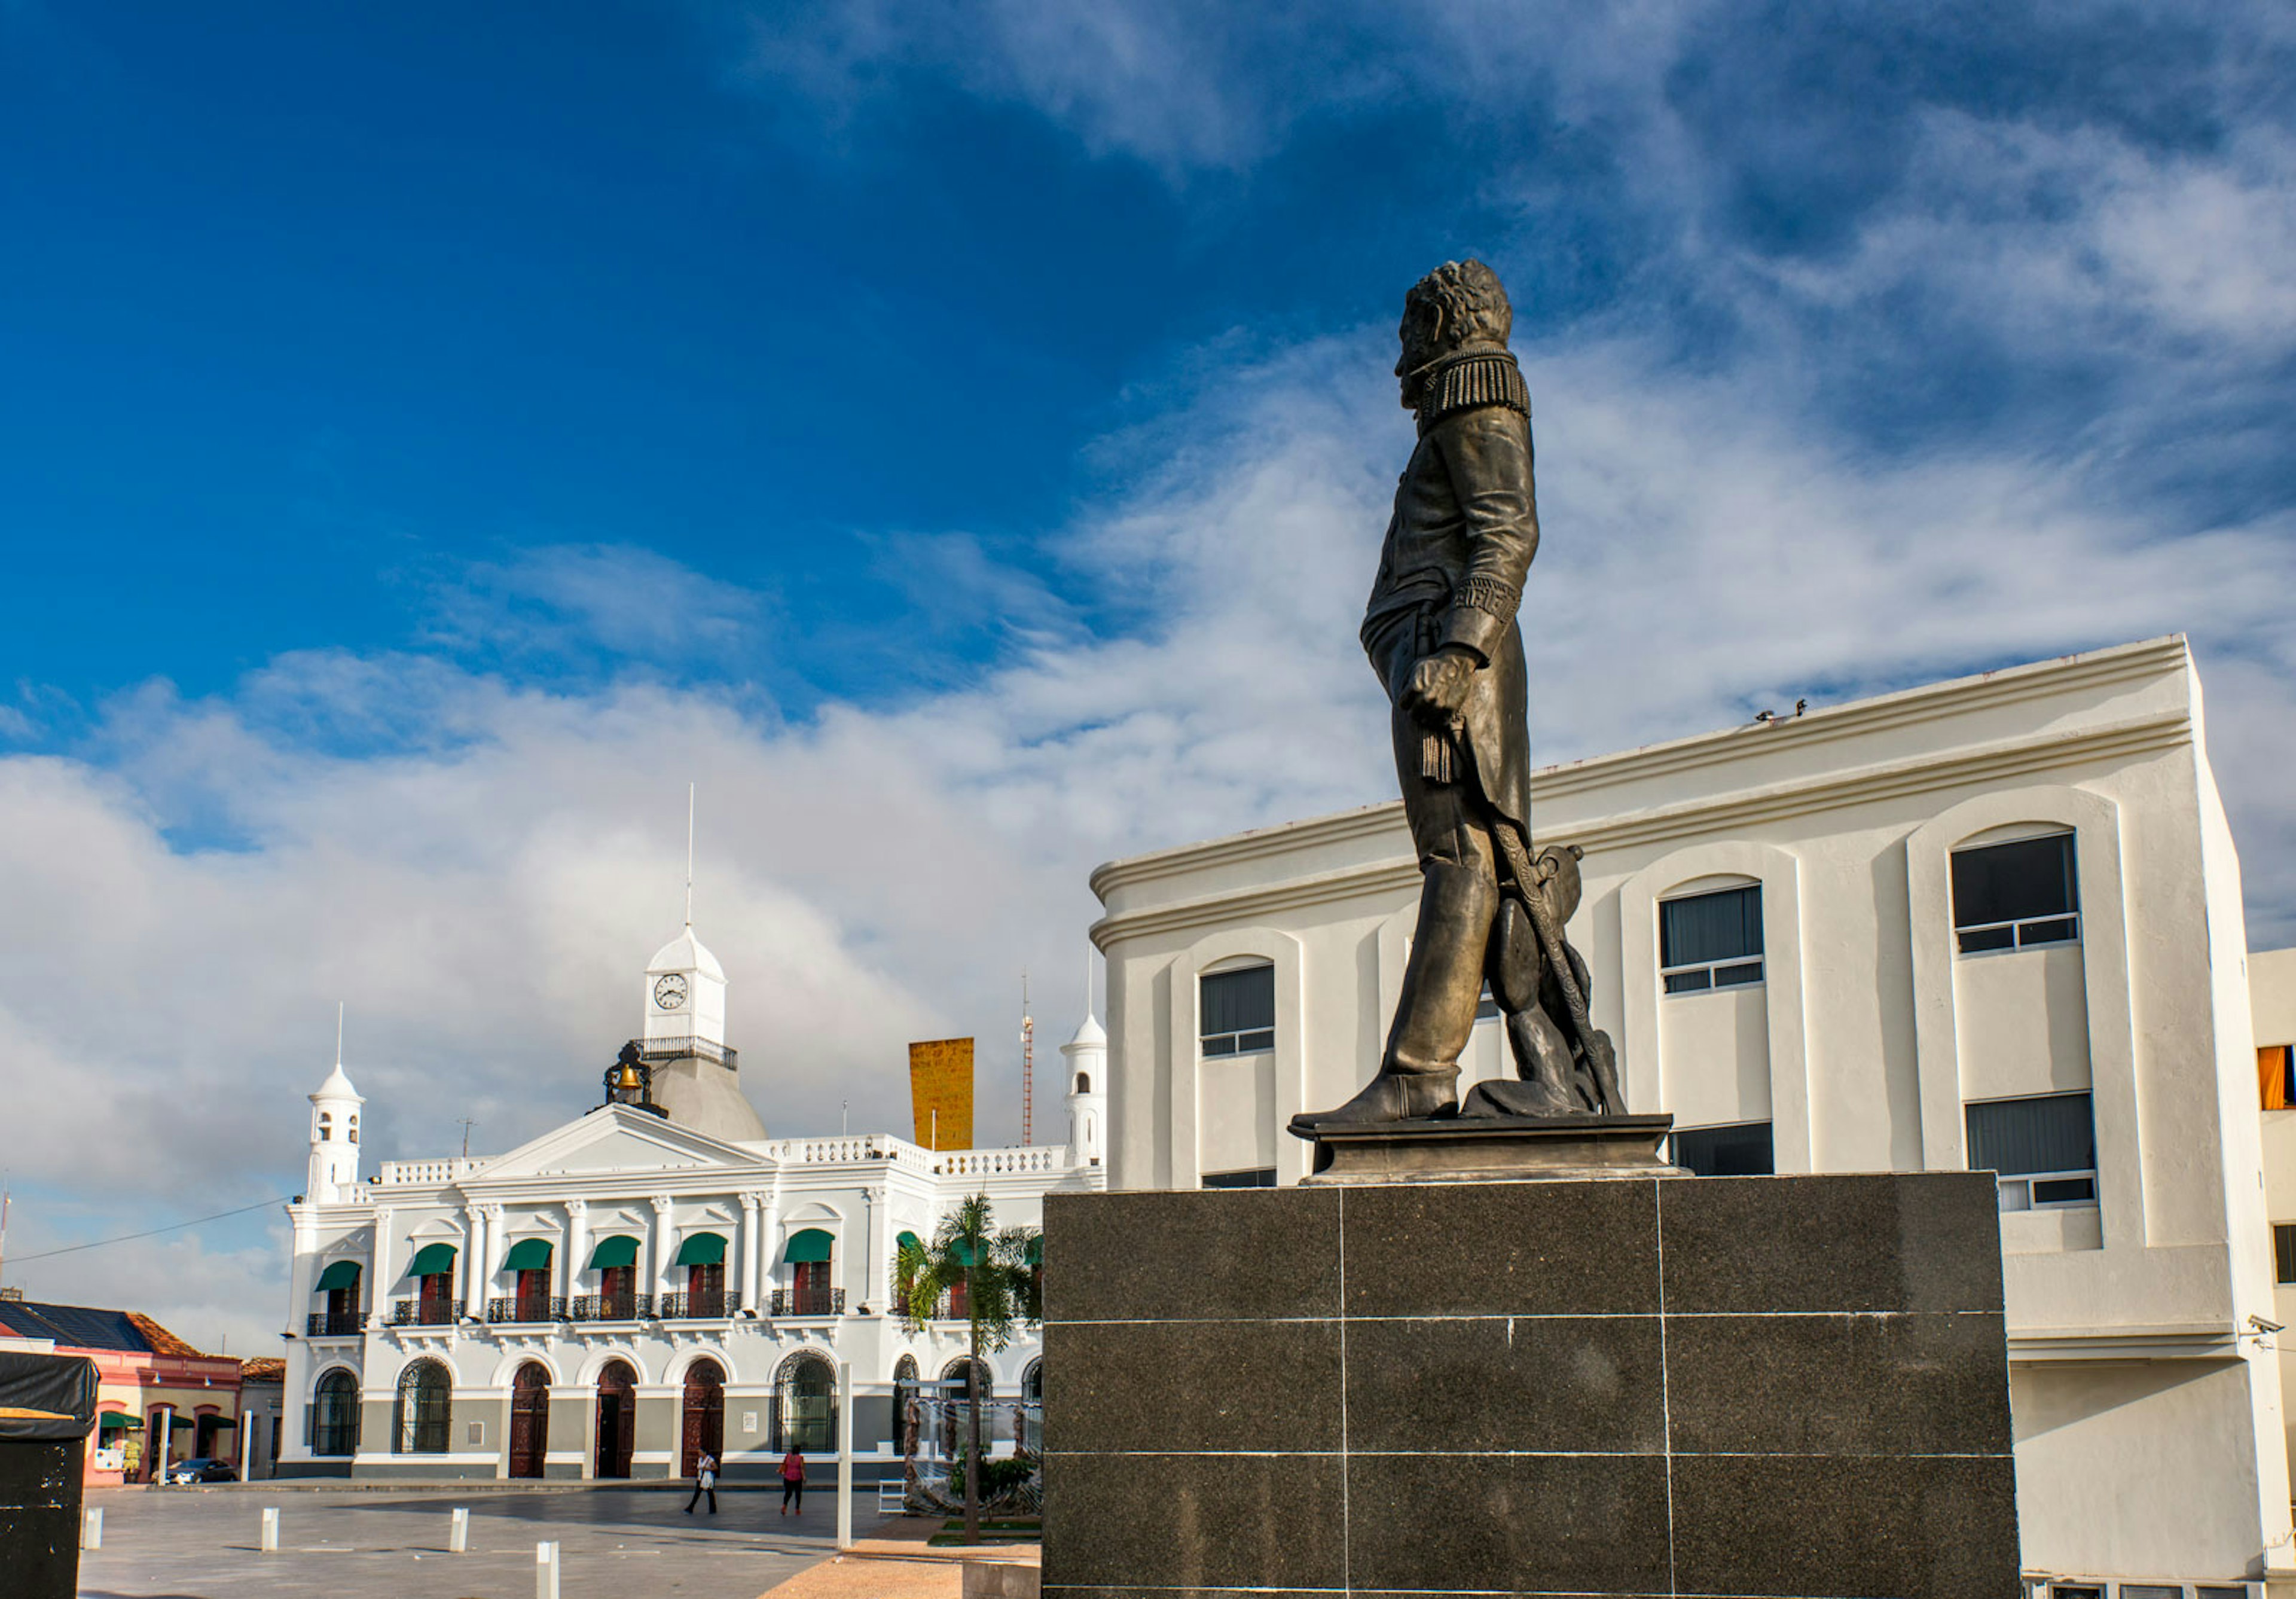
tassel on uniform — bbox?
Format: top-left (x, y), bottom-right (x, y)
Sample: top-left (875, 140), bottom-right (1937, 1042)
top-left (1421, 727), bottom-right (1457, 784)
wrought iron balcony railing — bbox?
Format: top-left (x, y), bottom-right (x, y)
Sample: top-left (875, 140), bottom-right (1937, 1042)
top-left (569, 1292), bottom-right (654, 1322)
top-left (769, 1287), bottom-right (845, 1318)
top-left (658, 1290), bottom-right (740, 1320)
top-left (306, 1311), bottom-right (364, 1338)
top-left (387, 1299), bottom-right (465, 1328)
top-left (484, 1296), bottom-right (567, 1325)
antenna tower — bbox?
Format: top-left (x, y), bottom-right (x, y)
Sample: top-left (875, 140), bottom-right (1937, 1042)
top-left (1021, 972), bottom-right (1034, 1146)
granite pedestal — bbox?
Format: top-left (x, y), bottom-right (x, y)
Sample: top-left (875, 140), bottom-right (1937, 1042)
top-left (1041, 1171), bottom-right (2017, 1599)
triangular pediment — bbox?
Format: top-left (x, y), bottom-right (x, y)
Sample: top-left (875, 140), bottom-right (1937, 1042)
top-left (468, 1106), bottom-right (768, 1182)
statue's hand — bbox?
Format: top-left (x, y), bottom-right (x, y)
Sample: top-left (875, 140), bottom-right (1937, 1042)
top-left (1403, 648), bottom-right (1477, 727)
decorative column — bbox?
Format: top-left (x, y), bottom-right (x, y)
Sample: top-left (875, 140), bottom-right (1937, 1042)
top-left (861, 1187), bottom-right (882, 1313)
top-left (649, 1195), bottom-right (676, 1299)
top-left (563, 1198), bottom-right (588, 1304)
top-left (737, 1193), bottom-right (763, 1312)
top-left (483, 1203), bottom-right (505, 1314)
top-left (463, 1204), bottom-right (488, 1309)
top-left (370, 1207), bottom-right (395, 1322)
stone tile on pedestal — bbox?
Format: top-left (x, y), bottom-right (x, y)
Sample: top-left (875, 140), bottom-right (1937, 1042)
top-left (1343, 1314), bottom-right (1663, 1455)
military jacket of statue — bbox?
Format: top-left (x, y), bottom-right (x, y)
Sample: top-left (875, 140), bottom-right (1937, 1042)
top-left (1361, 346), bottom-right (1539, 829)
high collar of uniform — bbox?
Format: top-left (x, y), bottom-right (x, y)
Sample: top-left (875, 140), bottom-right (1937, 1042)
top-left (1414, 347), bottom-right (1529, 435)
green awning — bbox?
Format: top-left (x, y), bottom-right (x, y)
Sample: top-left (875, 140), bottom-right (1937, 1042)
top-left (1025, 1237), bottom-right (1043, 1266)
top-left (894, 1231), bottom-right (922, 1254)
top-left (98, 1413), bottom-right (142, 1431)
top-left (782, 1228), bottom-right (833, 1264)
top-left (674, 1231), bottom-right (728, 1267)
top-left (315, 1259), bottom-right (362, 1291)
top-left (588, 1235), bottom-right (640, 1270)
top-left (950, 1238), bottom-right (982, 1266)
top-left (407, 1243), bottom-right (458, 1277)
top-left (501, 1238), bottom-right (552, 1272)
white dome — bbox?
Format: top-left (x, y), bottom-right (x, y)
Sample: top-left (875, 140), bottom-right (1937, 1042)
top-left (1064, 1011), bottom-right (1107, 1051)
top-left (647, 926), bottom-right (726, 982)
top-left (310, 1063), bottom-right (362, 1103)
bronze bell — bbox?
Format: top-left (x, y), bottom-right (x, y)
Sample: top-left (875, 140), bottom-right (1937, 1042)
top-left (612, 1063), bottom-right (643, 1092)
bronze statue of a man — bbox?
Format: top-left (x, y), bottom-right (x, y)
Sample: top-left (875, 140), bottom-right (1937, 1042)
top-left (1296, 260), bottom-right (1621, 1129)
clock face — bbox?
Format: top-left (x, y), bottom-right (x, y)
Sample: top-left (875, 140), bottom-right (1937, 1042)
top-left (653, 973), bottom-right (689, 1011)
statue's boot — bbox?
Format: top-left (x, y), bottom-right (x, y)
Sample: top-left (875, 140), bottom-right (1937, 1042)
top-left (1292, 1066), bottom-right (1460, 1129)
top-left (1292, 859), bottom-right (1492, 1129)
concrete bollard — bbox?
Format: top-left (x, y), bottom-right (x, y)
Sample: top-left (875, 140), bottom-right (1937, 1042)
top-left (259, 1506), bottom-right (280, 1554)
top-left (81, 1507), bottom-right (102, 1551)
top-left (450, 1506), bottom-right (469, 1554)
top-left (535, 1539), bottom-right (561, 1599)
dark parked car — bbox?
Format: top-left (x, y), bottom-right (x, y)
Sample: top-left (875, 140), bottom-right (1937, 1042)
top-left (163, 1457), bottom-right (237, 1484)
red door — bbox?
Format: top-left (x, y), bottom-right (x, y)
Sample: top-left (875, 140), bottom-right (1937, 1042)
top-left (595, 1360), bottom-right (636, 1479)
top-left (687, 1262), bottom-right (725, 1317)
top-left (794, 1259), bottom-right (830, 1316)
top-left (508, 1363), bottom-right (549, 1479)
top-left (679, 1360), bottom-right (724, 1476)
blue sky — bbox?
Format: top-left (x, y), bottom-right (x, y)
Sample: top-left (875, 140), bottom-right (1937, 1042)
top-left (2, 1), bottom-right (2292, 1351)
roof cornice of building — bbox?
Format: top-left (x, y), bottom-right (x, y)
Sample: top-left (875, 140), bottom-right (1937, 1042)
top-left (1092, 700), bottom-right (2194, 947)
top-left (1088, 635), bottom-right (2191, 904)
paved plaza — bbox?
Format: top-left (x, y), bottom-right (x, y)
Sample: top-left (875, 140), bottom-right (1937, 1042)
top-left (74, 1484), bottom-right (848, 1599)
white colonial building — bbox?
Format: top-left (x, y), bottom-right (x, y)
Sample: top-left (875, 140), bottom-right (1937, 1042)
top-left (1090, 636), bottom-right (2294, 1594)
top-left (277, 915), bottom-right (1108, 1482)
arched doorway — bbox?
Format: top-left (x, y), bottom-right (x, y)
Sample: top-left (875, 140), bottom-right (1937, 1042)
top-left (891, 1354), bottom-right (920, 1458)
top-left (939, 1356), bottom-right (989, 1457)
top-left (771, 1350), bottom-right (836, 1454)
top-left (508, 1362), bottom-right (550, 1479)
top-left (594, 1360), bottom-right (636, 1479)
top-left (395, 1359), bottom-right (451, 1454)
top-left (312, 1368), bottom-right (360, 1457)
top-left (680, 1359), bottom-right (725, 1477)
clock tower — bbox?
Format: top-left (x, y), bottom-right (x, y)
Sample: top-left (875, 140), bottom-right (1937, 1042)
top-left (643, 923), bottom-right (727, 1056)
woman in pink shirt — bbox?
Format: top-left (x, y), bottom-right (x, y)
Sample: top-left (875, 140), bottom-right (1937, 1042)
top-left (779, 1447), bottom-right (805, 1515)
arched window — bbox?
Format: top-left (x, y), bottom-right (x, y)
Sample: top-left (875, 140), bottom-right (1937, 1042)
top-left (938, 1355), bottom-right (990, 1455)
top-left (772, 1350), bottom-right (837, 1454)
top-left (312, 1369), bottom-right (360, 1456)
top-left (317, 1112), bottom-right (332, 1141)
top-left (395, 1359), bottom-right (450, 1454)
top-left (1075, 1072), bottom-right (1091, 1094)
top-left (348, 1113), bottom-right (359, 1145)
top-left (1021, 1357), bottom-right (1043, 1403)
top-left (1199, 962), bottom-right (1275, 1055)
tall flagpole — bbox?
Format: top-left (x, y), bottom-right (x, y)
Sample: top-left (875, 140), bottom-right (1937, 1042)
top-left (685, 782), bottom-right (695, 928)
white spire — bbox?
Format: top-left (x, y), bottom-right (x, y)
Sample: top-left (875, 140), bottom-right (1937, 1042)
top-left (309, 1007), bottom-right (363, 1203)
top-left (1062, 951), bottom-right (1108, 1168)
top-left (313, 1003), bottom-right (361, 1103)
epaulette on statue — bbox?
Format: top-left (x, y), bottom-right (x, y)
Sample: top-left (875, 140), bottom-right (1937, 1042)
top-left (1416, 350), bottom-right (1531, 435)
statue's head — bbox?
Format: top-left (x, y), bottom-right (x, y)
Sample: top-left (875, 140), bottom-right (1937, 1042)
top-left (1396, 259), bottom-right (1512, 408)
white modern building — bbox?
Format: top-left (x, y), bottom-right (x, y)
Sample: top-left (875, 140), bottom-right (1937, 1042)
top-left (276, 914), bottom-right (1107, 1482)
top-left (1090, 636), bottom-right (2293, 1592)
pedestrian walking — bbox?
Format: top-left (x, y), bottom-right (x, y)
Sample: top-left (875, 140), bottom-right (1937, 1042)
top-left (779, 1445), bottom-right (805, 1515)
top-left (685, 1450), bottom-right (718, 1515)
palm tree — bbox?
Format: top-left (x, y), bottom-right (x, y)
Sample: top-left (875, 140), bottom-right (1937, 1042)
top-left (892, 1193), bottom-right (1042, 1546)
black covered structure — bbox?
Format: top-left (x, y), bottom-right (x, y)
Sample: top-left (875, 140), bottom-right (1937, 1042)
top-left (0, 1348), bottom-right (99, 1599)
